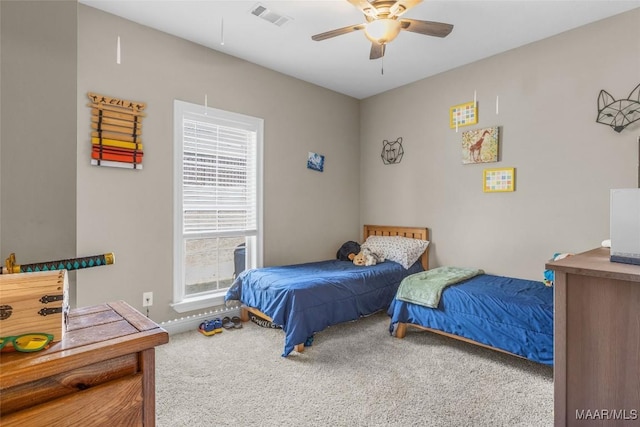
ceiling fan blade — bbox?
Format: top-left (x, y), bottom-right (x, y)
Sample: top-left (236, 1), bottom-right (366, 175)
top-left (369, 42), bottom-right (386, 60)
top-left (311, 23), bottom-right (366, 41)
top-left (389, 0), bottom-right (423, 17)
top-left (347, 0), bottom-right (379, 17)
top-left (400, 18), bottom-right (453, 38)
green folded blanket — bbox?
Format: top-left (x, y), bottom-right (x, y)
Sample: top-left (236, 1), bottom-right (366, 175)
top-left (396, 266), bottom-right (484, 308)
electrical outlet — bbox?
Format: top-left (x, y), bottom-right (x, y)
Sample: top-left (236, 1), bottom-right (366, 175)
top-left (143, 292), bottom-right (153, 307)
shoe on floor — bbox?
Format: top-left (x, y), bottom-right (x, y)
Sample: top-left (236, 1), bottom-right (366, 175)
top-left (231, 316), bottom-right (243, 329)
top-left (222, 316), bottom-right (234, 329)
top-left (198, 318), bottom-right (223, 336)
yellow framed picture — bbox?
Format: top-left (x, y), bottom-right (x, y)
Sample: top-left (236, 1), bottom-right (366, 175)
top-left (483, 167), bottom-right (515, 192)
top-left (450, 101), bottom-right (478, 129)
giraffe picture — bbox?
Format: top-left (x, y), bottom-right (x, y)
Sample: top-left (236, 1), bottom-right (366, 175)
top-left (461, 126), bottom-right (499, 164)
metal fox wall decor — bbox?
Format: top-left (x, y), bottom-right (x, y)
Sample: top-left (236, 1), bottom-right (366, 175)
top-left (596, 83), bottom-right (640, 133)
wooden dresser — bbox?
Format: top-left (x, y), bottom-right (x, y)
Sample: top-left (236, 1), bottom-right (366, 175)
top-left (547, 248), bottom-right (640, 426)
top-left (0, 300), bottom-right (169, 426)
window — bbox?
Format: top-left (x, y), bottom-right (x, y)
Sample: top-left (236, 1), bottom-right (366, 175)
top-left (173, 100), bottom-right (263, 312)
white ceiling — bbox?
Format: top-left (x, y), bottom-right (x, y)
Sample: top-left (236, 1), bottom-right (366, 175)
top-left (80, 0), bottom-right (640, 99)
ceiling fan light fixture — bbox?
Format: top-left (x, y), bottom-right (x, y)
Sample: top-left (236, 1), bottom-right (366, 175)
top-left (364, 19), bottom-right (401, 44)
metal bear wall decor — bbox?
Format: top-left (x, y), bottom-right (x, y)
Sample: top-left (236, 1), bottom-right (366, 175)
top-left (381, 137), bottom-right (404, 165)
top-left (596, 83), bottom-right (640, 133)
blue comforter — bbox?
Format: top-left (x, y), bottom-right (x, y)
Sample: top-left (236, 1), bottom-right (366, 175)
top-left (388, 274), bottom-right (554, 365)
top-left (226, 259), bottom-right (423, 356)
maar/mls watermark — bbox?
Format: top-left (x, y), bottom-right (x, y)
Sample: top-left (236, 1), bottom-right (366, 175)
top-left (576, 409), bottom-right (638, 421)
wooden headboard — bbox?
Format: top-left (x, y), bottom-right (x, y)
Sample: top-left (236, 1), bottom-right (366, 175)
top-left (363, 225), bottom-right (430, 271)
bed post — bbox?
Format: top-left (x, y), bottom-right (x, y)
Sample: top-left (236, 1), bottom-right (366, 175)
top-left (396, 323), bottom-right (408, 338)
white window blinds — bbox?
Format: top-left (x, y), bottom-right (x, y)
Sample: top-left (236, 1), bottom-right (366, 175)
top-left (181, 113), bottom-right (257, 236)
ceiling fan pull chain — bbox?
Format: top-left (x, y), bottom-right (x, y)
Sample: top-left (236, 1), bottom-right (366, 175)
top-left (220, 17), bottom-right (225, 46)
top-left (381, 56), bottom-right (384, 75)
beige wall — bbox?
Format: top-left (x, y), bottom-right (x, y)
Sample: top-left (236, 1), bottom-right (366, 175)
top-left (0, 2), bottom-right (2, 251)
top-left (75, 5), bottom-right (360, 322)
top-left (0, 1), bottom-right (78, 302)
top-left (360, 9), bottom-right (640, 280)
top-left (3, 3), bottom-right (638, 324)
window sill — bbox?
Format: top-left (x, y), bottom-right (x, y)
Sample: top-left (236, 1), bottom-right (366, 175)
top-left (171, 291), bottom-right (227, 313)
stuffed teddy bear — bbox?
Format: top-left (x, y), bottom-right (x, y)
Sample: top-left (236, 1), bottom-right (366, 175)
top-left (353, 248), bottom-right (385, 266)
top-left (336, 241), bottom-right (361, 262)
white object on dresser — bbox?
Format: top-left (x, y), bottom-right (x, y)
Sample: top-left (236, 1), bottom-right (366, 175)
top-left (610, 188), bottom-right (640, 265)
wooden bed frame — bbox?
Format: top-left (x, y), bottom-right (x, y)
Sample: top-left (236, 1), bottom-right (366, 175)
top-left (239, 224), bottom-right (430, 353)
top-left (394, 323), bottom-right (527, 361)
top-left (392, 257), bottom-right (530, 361)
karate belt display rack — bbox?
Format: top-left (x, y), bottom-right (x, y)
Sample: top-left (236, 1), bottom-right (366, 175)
top-left (88, 92), bottom-right (147, 169)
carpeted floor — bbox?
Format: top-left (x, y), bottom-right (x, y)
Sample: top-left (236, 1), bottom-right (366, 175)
top-left (155, 312), bottom-right (553, 427)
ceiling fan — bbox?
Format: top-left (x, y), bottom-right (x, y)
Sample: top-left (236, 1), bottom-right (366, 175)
top-left (311, 0), bottom-right (453, 60)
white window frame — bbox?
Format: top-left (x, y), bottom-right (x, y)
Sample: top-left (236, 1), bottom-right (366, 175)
top-left (172, 100), bottom-right (263, 313)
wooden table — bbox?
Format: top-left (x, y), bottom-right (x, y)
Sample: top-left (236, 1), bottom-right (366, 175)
top-left (0, 301), bottom-right (169, 426)
top-left (548, 248), bottom-right (640, 426)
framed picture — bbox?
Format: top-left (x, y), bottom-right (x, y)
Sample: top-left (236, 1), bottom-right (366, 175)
top-left (462, 126), bottom-right (499, 164)
top-left (450, 101), bottom-right (477, 129)
top-left (483, 167), bottom-right (515, 192)
top-left (307, 152), bottom-right (325, 172)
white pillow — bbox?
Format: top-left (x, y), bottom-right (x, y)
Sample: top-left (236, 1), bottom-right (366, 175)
top-left (361, 235), bottom-right (429, 269)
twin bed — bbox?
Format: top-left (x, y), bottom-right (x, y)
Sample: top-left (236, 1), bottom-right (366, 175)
top-left (389, 273), bottom-right (554, 365)
top-left (226, 225), bottom-right (429, 356)
top-left (225, 224), bottom-right (554, 365)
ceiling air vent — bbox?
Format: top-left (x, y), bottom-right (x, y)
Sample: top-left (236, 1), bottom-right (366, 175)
top-left (250, 3), bottom-right (292, 27)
